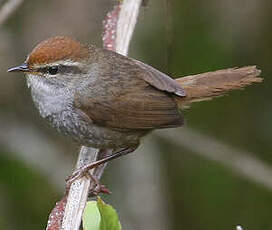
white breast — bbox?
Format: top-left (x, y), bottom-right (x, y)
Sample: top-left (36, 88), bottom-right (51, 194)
top-left (26, 74), bottom-right (73, 118)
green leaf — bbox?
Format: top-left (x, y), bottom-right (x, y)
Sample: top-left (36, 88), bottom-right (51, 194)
top-left (83, 201), bottom-right (101, 230)
top-left (82, 198), bottom-right (121, 230)
top-left (97, 197), bottom-right (121, 230)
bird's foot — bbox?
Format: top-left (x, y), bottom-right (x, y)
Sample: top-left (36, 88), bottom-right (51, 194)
top-left (65, 165), bottom-right (89, 191)
top-left (65, 166), bottom-right (111, 195)
top-left (65, 146), bottom-right (138, 194)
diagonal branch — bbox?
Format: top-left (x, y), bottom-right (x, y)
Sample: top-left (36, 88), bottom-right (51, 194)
top-left (0, 0), bottom-right (24, 27)
top-left (60, 147), bottom-right (106, 230)
top-left (157, 128), bottom-right (272, 190)
top-left (115, 0), bottom-right (142, 55)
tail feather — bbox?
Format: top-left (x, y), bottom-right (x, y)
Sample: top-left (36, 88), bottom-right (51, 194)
top-left (175, 66), bottom-right (262, 106)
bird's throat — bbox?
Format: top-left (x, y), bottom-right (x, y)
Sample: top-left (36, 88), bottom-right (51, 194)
top-left (26, 74), bottom-right (73, 118)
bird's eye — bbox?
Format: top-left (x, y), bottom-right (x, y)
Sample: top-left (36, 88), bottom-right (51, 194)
top-left (48, 66), bottom-right (59, 75)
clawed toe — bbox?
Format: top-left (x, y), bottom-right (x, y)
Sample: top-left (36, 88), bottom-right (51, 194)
top-left (65, 168), bottom-right (88, 192)
top-left (65, 168), bottom-right (111, 196)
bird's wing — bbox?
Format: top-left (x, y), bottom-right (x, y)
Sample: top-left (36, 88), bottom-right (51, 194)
top-left (74, 49), bottom-right (185, 130)
top-left (133, 59), bottom-right (186, 97)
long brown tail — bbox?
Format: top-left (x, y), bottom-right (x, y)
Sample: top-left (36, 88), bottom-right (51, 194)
top-left (175, 66), bottom-right (262, 106)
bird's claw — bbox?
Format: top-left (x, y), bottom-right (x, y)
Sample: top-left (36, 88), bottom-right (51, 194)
top-left (65, 168), bottom-right (111, 196)
top-left (65, 167), bottom-right (88, 193)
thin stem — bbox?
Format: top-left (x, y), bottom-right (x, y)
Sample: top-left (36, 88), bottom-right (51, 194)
top-left (0, 0), bottom-right (23, 27)
top-left (115, 0), bottom-right (142, 55)
top-left (157, 127), bottom-right (272, 190)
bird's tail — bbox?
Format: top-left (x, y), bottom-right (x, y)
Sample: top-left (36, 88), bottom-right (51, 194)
top-left (175, 66), bottom-right (262, 107)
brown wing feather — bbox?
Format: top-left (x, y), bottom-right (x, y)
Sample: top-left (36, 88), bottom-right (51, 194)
top-left (74, 49), bottom-right (185, 130)
top-left (134, 60), bottom-right (186, 97)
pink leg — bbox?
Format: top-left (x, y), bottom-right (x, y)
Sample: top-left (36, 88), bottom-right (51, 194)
top-left (66, 146), bottom-right (138, 190)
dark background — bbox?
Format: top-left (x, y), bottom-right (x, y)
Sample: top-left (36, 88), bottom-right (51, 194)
top-left (0, 0), bottom-right (271, 229)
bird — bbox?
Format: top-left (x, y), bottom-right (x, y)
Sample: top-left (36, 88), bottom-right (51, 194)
top-left (8, 36), bottom-right (262, 185)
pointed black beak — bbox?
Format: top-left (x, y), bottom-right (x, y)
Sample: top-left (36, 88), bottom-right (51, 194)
top-left (7, 63), bottom-right (30, 73)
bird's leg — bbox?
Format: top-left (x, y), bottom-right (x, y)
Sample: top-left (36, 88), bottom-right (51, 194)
top-left (88, 149), bottom-right (111, 196)
top-left (65, 148), bottom-right (109, 194)
top-left (66, 146), bottom-right (138, 191)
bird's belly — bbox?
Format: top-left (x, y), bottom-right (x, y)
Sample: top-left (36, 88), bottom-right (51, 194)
top-left (47, 110), bottom-right (144, 148)
top-left (27, 76), bottom-right (143, 148)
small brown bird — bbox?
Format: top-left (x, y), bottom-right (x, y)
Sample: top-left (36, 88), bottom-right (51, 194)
top-left (8, 36), bottom-right (262, 182)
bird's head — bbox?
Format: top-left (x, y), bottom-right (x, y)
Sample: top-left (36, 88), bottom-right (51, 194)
top-left (8, 36), bottom-right (95, 86)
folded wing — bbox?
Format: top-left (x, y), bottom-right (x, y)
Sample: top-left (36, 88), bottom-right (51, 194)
top-left (74, 49), bottom-right (185, 130)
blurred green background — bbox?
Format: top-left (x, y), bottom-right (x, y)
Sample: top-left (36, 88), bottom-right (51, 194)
top-left (0, 0), bottom-right (271, 229)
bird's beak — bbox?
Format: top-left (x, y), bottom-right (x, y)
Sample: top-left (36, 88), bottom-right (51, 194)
top-left (7, 63), bottom-right (30, 73)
